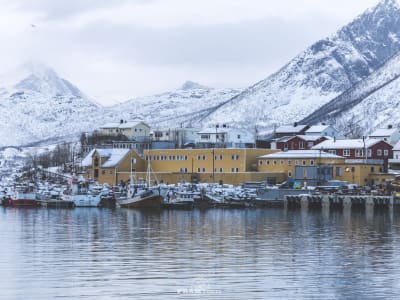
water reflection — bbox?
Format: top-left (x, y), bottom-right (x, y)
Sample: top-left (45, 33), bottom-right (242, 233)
top-left (1, 207), bottom-right (400, 299)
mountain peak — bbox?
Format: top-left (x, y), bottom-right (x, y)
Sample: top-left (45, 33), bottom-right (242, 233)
top-left (180, 81), bottom-right (208, 90)
top-left (8, 62), bottom-right (86, 99)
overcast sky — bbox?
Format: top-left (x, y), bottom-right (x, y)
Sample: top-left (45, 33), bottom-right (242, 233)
top-left (0, 0), bottom-right (380, 105)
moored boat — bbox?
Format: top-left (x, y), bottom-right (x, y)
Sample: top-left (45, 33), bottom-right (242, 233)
top-left (8, 184), bottom-right (38, 207)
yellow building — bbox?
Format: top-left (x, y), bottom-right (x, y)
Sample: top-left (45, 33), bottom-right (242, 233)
top-left (81, 147), bottom-right (279, 185)
top-left (257, 150), bottom-right (394, 186)
top-left (81, 148), bottom-right (144, 185)
top-left (258, 150), bottom-right (345, 185)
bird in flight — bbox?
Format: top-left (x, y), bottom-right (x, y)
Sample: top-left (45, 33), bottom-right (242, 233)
top-left (30, 24), bottom-right (36, 28)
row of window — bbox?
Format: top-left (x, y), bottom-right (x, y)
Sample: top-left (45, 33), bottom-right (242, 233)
top-left (146, 154), bottom-right (241, 161)
top-left (146, 155), bottom-right (189, 161)
top-left (195, 168), bottom-right (239, 173)
top-left (328, 149), bottom-right (389, 157)
top-left (259, 159), bottom-right (315, 166)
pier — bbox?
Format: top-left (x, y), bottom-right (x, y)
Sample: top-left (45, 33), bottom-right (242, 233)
top-left (284, 194), bottom-right (393, 210)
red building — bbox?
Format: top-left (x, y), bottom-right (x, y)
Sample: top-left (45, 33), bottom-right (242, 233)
top-left (273, 135), bottom-right (328, 151)
top-left (312, 139), bottom-right (393, 159)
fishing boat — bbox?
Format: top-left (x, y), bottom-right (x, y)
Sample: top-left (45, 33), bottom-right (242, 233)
top-left (62, 177), bottom-right (102, 207)
top-left (118, 158), bottom-right (163, 209)
top-left (8, 183), bottom-right (38, 207)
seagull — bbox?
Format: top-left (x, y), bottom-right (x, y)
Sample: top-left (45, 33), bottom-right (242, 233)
top-left (30, 24), bottom-right (36, 28)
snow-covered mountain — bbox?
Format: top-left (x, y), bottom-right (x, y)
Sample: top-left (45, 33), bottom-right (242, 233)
top-left (299, 50), bottom-right (400, 137)
top-left (2, 0), bottom-right (400, 146)
top-left (199, 0), bottom-right (400, 132)
top-left (104, 81), bottom-right (241, 128)
top-left (0, 63), bottom-right (102, 146)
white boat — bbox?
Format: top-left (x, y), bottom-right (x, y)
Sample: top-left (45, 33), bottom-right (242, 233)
top-left (62, 178), bottom-right (102, 207)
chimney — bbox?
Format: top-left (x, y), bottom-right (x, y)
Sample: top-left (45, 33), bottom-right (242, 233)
top-left (388, 124), bottom-right (393, 129)
top-left (120, 119), bottom-right (124, 124)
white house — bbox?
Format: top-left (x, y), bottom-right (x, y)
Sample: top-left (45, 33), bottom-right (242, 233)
top-left (152, 127), bottom-right (200, 147)
top-left (369, 126), bottom-right (400, 145)
top-left (305, 125), bottom-right (344, 139)
top-left (100, 120), bottom-right (151, 141)
top-left (196, 125), bottom-right (255, 148)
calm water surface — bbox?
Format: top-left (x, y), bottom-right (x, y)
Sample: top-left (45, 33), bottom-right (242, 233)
top-left (1, 207), bottom-right (400, 299)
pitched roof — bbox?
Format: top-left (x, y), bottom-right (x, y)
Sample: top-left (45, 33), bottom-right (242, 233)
top-left (311, 139), bottom-right (383, 150)
top-left (81, 149), bottom-right (95, 167)
top-left (100, 149), bottom-right (131, 168)
top-left (258, 150), bottom-right (344, 159)
top-left (275, 124), bottom-right (308, 134)
top-left (369, 128), bottom-right (398, 137)
top-left (305, 125), bottom-right (331, 133)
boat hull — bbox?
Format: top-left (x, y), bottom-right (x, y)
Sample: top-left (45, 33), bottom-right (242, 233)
top-left (120, 195), bottom-right (163, 209)
top-left (8, 199), bottom-right (38, 207)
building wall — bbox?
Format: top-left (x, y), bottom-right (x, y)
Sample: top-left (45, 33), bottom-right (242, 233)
top-left (89, 150), bottom-right (145, 184)
top-left (276, 136), bottom-right (326, 151)
top-left (120, 123), bottom-right (150, 139)
top-left (144, 148), bottom-right (277, 174)
top-left (257, 156), bottom-right (345, 182)
top-left (322, 141), bottom-right (393, 159)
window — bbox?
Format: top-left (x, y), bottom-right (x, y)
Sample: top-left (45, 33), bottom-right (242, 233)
top-left (280, 160), bottom-right (284, 166)
top-left (197, 168), bottom-right (201, 173)
top-left (299, 141), bottom-right (305, 149)
top-left (266, 160), bottom-right (270, 165)
top-left (288, 160), bottom-right (292, 166)
top-left (329, 150), bottom-right (336, 155)
top-left (259, 160), bottom-right (263, 165)
top-left (384, 149), bottom-right (389, 156)
top-left (343, 149), bottom-right (350, 156)
top-left (371, 167), bottom-right (375, 172)
top-left (377, 149), bottom-right (382, 156)
top-left (288, 171), bottom-right (292, 177)
top-left (273, 160), bottom-right (277, 166)
top-left (302, 160), bottom-right (306, 166)
top-left (201, 134), bottom-right (210, 140)
top-left (355, 149), bottom-right (365, 157)
top-left (109, 170), bottom-right (113, 175)
top-left (202, 168), bottom-right (206, 172)
top-left (368, 149), bottom-right (372, 157)
top-left (219, 168), bottom-right (223, 172)
top-left (310, 160), bottom-right (314, 166)
top-left (336, 167), bottom-right (342, 177)
top-left (295, 160), bottom-right (299, 166)
top-left (101, 170), bottom-right (105, 175)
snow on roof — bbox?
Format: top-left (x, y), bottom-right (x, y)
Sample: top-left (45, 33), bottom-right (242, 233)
top-left (82, 148), bottom-right (131, 168)
top-left (198, 127), bottom-right (228, 134)
top-left (275, 124), bottom-right (308, 133)
top-left (311, 139), bottom-right (382, 149)
top-left (369, 128), bottom-right (398, 137)
top-left (119, 120), bottom-right (148, 129)
top-left (101, 149), bottom-right (131, 168)
top-left (100, 122), bottom-right (120, 129)
top-left (296, 135), bottom-right (324, 141)
top-left (305, 125), bottom-right (330, 133)
top-left (81, 149), bottom-right (95, 167)
top-left (393, 140), bottom-right (400, 151)
top-left (258, 150), bottom-right (344, 159)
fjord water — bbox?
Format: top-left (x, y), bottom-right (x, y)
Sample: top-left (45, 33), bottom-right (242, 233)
top-left (1, 207), bottom-right (400, 299)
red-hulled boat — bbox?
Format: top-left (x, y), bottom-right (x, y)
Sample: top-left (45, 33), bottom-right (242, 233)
top-left (8, 184), bottom-right (38, 207)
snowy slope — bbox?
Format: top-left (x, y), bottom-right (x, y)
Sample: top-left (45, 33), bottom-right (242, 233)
top-left (0, 63), bottom-right (102, 146)
top-left (200, 0), bottom-right (400, 131)
top-left (306, 50), bottom-right (400, 136)
top-left (104, 81), bottom-right (241, 128)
